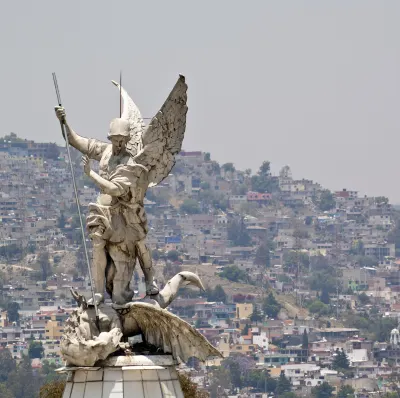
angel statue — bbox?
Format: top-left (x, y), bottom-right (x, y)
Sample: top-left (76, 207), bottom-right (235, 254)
top-left (55, 76), bottom-right (188, 304)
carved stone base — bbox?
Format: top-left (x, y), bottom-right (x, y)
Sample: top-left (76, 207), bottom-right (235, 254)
top-left (58, 355), bottom-right (183, 398)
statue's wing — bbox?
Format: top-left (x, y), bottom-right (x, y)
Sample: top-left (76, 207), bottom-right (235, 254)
top-left (123, 302), bottom-right (220, 362)
top-left (111, 80), bottom-right (145, 156)
top-left (132, 75), bottom-right (188, 187)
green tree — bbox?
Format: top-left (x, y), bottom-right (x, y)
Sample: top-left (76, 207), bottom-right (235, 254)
top-left (0, 384), bottom-right (14, 398)
top-left (7, 301), bottom-right (20, 324)
top-left (180, 199), bottom-right (201, 214)
top-left (249, 306), bottom-right (263, 325)
top-left (152, 249), bottom-right (161, 261)
top-left (28, 341), bottom-right (44, 359)
top-left (254, 241), bottom-right (273, 268)
top-left (227, 218), bottom-right (252, 246)
top-left (375, 196), bottom-right (389, 206)
top-left (332, 349), bottom-right (350, 370)
top-left (241, 323), bottom-right (250, 336)
top-left (358, 292), bottom-right (370, 305)
top-left (337, 385), bottom-right (355, 398)
top-left (37, 251), bottom-right (51, 281)
top-left (276, 372), bottom-right (291, 395)
top-left (166, 250), bottom-right (180, 262)
top-left (0, 349), bottom-right (16, 382)
top-left (251, 161), bottom-right (280, 193)
top-left (263, 293), bottom-right (281, 319)
top-left (302, 329), bottom-right (309, 349)
top-left (7, 355), bottom-right (40, 398)
top-left (57, 212), bottom-right (66, 229)
top-left (204, 152), bottom-right (211, 161)
top-left (178, 373), bottom-right (209, 398)
top-left (320, 288), bottom-right (330, 304)
top-left (312, 382), bottom-right (334, 398)
top-left (219, 265), bottom-right (247, 283)
top-left (315, 190), bottom-right (335, 212)
top-left (212, 285), bottom-right (227, 303)
top-left (39, 380), bottom-right (66, 398)
top-left (222, 162), bottom-right (235, 173)
top-left (308, 300), bottom-right (330, 316)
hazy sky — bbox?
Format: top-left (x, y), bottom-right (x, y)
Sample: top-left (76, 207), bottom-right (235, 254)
top-left (1, 1), bottom-right (400, 201)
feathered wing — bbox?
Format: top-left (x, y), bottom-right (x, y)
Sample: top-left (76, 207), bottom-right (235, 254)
top-left (133, 75), bottom-right (188, 187)
top-left (111, 80), bottom-right (145, 156)
top-left (123, 302), bottom-right (221, 362)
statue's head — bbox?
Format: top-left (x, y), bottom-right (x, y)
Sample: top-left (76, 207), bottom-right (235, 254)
top-left (108, 118), bottom-right (130, 155)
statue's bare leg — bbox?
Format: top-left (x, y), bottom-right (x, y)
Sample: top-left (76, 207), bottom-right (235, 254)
top-left (136, 239), bottom-right (159, 295)
top-left (107, 245), bottom-right (135, 305)
top-left (91, 235), bottom-right (107, 301)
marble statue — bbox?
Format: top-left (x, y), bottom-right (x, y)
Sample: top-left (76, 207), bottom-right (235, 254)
top-left (56, 76), bottom-right (221, 368)
top-left (55, 76), bottom-right (187, 304)
top-left (61, 272), bottom-right (221, 367)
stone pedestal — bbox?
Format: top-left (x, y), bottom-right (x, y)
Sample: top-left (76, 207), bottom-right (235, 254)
top-left (58, 355), bottom-right (184, 398)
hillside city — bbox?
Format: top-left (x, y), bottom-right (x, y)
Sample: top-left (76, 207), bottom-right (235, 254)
top-left (1, 132), bottom-right (400, 397)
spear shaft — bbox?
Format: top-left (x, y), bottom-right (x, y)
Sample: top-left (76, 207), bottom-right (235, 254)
top-left (52, 73), bottom-right (99, 323)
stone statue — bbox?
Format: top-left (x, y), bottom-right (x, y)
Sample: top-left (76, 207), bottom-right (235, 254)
top-left (61, 272), bottom-right (221, 366)
top-left (55, 76), bottom-right (187, 304)
top-left (56, 76), bottom-right (221, 370)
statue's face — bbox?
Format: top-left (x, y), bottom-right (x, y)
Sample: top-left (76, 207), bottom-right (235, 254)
top-left (110, 136), bottom-right (128, 155)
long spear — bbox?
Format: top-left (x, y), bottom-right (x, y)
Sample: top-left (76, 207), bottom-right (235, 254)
top-left (52, 73), bottom-right (99, 324)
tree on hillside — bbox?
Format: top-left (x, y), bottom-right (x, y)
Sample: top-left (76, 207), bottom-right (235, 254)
top-left (276, 372), bottom-right (291, 395)
top-left (332, 349), bottom-right (350, 370)
top-left (38, 251), bottom-right (51, 281)
top-left (166, 250), bottom-right (180, 262)
top-left (180, 198), bottom-right (201, 214)
top-left (204, 152), bottom-right (211, 161)
top-left (249, 306), bottom-right (263, 325)
top-left (213, 285), bottom-right (227, 303)
top-left (254, 238), bottom-right (274, 268)
top-left (7, 301), bottom-right (20, 324)
top-left (219, 265), bottom-right (248, 283)
top-left (251, 161), bottom-right (279, 193)
top-left (302, 329), bottom-right (309, 349)
top-left (39, 381), bottom-right (66, 398)
top-left (0, 349), bottom-right (16, 382)
top-left (263, 293), bottom-right (281, 319)
top-left (314, 189), bottom-right (335, 212)
top-left (320, 288), bottom-right (330, 304)
top-left (57, 212), bottom-right (66, 229)
top-left (337, 385), bottom-right (355, 398)
top-left (178, 373), bottom-right (209, 398)
top-left (28, 341), bottom-right (44, 359)
top-left (358, 292), bottom-right (370, 305)
top-left (312, 382), bottom-right (334, 398)
top-left (227, 218), bottom-right (252, 246)
top-left (222, 162), bottom-right (235, 173)
top-left (7, 354), bottom-right (40, 398)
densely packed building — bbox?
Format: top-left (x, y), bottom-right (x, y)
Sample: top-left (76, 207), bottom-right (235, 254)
top-left (1, 135), bottom-right (400, 396)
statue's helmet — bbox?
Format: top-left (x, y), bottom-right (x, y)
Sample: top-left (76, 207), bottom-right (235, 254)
top-left (107, 118), bottom-right (130, 140)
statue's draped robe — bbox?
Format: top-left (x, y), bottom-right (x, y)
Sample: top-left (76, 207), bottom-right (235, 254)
top-left (85, 138), bottom-right (148, 255)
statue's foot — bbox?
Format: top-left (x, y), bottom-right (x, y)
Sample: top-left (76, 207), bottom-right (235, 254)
top-left (87, 293), bottom-right (104, 306)
top-left (146, 282), bottom-right (159, 296)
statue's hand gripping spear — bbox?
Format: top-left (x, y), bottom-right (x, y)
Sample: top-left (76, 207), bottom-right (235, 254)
top-left (52, 73), bottom-right (100, 326)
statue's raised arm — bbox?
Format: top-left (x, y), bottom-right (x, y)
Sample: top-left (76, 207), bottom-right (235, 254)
top-left (54, 107), bottom-right (108, 161)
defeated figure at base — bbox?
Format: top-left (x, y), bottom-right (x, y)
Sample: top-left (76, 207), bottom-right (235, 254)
top-left (61, 272), bottom-right (222, 367)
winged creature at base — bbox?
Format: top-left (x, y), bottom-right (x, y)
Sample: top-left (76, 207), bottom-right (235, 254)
top-left (61, 272), bottom-right (221, 367)
top-left (56, 76), bottom-right (221, 366)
